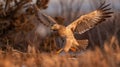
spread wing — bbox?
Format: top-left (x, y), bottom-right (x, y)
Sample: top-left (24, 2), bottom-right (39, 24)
top-left (67, 1), bottom-right (113, 34)
top-left (32, 4), bottom-right (57, 27)
top-left (38, 11), bottom-right (58, 27)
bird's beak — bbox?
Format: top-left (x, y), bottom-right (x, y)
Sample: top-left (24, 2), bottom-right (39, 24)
top-left (51, 26), bottom-right (54, 30)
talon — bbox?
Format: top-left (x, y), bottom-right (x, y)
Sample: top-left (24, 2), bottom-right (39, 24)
top-left (70, 47), bottom-right (77, 52)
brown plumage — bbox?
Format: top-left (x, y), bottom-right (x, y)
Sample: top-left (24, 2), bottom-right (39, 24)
top-left (40, 1), bottom-right (113, 53)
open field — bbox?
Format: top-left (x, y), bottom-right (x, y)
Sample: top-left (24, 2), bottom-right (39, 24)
top-left (0, 43), bottom-right (120, 67)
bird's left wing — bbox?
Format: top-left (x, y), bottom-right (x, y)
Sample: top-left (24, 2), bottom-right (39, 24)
top-left (67, 1), bottom-right (113, 34)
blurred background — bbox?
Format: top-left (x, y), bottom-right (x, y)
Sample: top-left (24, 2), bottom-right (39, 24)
top-left (43, 0), bottom-right (120, 15)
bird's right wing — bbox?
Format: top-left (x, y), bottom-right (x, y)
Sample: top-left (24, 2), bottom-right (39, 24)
top-left (38, 11), bottom-right (58, 27)
top-left (31, 4), bottom-right (57, 27)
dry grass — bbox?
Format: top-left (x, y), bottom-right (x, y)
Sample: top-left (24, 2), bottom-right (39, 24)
top-left (0, 41), bottom-right (120, 67)
top-left (0, 0), bottom-right (120, 67)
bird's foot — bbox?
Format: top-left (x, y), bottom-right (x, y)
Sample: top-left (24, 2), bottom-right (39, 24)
top-left (70, 47), bottom-right (77, 52)
top-left (56, 47), bottom-right (78, 54)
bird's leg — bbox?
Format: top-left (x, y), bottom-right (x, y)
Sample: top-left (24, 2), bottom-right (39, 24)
top-left (56, 47), bottom-right (77, 54)
top-left (56, 48), bottom-right (63, 54)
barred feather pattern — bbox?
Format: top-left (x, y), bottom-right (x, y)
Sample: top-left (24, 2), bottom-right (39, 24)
top-left (67, 1), bottom-right (113, 34)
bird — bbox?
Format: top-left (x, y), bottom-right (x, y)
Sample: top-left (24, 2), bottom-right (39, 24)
top-left (38, 1), bottom-right (113, 53)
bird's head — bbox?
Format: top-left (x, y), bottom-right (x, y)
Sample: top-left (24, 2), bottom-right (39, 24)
top-left (51, 24), bottom-right (62, 30)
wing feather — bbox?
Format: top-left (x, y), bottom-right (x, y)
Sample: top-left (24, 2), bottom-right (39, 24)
top-left (38, 11), bottom-right (57, 27)
top-left (33, 4), bottom-right (57, 27)
top-left (67, 1), bottom-right (113, 34)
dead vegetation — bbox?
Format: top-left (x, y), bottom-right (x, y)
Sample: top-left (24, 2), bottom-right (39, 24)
top-left (0, 40), bottom-right (120, 67)
top-left (0, 0), bottom-right (51, 52)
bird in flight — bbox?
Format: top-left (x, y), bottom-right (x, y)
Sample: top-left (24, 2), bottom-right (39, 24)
top-left (38, 1), bottom-right (113, 53)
